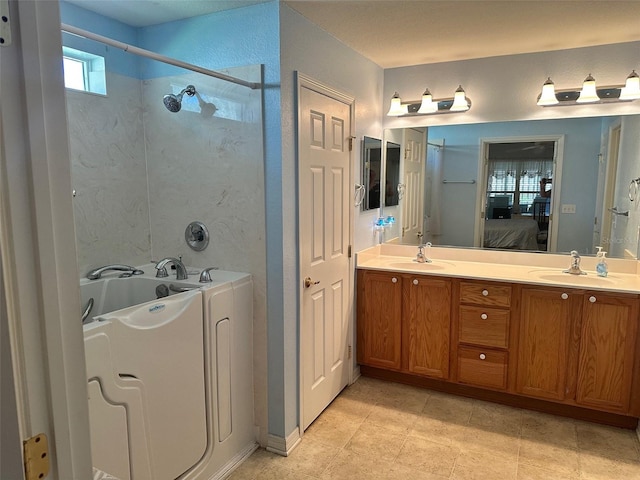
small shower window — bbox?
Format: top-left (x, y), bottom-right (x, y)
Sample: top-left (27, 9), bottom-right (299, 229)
top-left (62, 46), bottom-right (106, 96)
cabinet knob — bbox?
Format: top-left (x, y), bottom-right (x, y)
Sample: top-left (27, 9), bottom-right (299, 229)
top-left (561, 293), bottom-right (568, 300)
top-left (589, 295), bottom-right (596, 303)
top-left (482, 289), bottom-right (489, 296)
top-left (479, 353), bottom-right (486, 360)
top-left (413, 279), bottom-right (419, 285)
top-left (391, 277), bottom-right (398, 283)
top-left (480, 313), bottom-right (488, 320)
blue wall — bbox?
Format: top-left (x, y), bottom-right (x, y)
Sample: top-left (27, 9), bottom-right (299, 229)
top-left (429, 117), bottom-right (604, 253)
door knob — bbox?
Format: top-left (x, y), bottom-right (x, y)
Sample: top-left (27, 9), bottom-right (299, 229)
top-left (304, 277), bottom-right (320, 288)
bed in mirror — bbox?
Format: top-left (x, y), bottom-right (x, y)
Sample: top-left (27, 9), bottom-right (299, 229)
top-left (379, 115), bottom-right (640, 259)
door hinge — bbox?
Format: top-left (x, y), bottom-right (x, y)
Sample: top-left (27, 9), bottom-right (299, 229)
top-left (0, 0), bottom-right (13, 46)
top-left (348, 136), bottom-right (356, 152)
top-left (24, 434), bottom-right (50, 480)
top-left (348, 345), bottom-right (352, 359)
top-left (348, 244), bottom-right (352, 258)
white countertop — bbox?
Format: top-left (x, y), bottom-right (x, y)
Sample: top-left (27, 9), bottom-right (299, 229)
top-left (356, 245), bottom-right (640, 294)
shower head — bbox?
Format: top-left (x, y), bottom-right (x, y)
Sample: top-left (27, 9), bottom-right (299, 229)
top-left (163, 84), bottom-right (196, 113)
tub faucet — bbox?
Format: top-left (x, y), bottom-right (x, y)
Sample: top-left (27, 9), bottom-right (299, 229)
top-left (563, 250), bottom-right (586, 275)
top-left (86, 264), bottom-right (143, 280)
top-left (155, 257), bottom-right (188, 280)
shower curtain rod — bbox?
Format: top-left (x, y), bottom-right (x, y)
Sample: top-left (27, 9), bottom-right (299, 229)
top-left (61, 24), bottom-right (261, 90)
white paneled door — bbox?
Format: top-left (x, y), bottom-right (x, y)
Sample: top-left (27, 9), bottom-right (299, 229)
top-left (298, 74), bottom-right (353, 430)
top-left (401, 128), bottom-right (426, 243)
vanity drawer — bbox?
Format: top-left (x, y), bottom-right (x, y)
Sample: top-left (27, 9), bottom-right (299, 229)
top-left (459, 306), bottom-right (509, 348)
top-left (460, 282), bottom-right (511, 308)
top-left (457, 346), bottom-right (508, 390)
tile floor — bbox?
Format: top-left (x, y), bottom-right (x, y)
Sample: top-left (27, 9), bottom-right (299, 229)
top-left (229, 376), bottom-right (640, 479)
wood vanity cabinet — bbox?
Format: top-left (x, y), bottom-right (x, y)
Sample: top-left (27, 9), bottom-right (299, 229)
top-left (575, 292), bottom-right (639, 413)
top-left (357, 267), bottom-right (640, 422)
top-left (406, 275), bottom-right (451, 379)
top-left (516, 286), bottom-right (640, 414)
top-left (356, 270), bottom-right (451, 378)
top-left (516, 287), bottom-right (576, 401)
top-left (455, 280), bottom-right (513, 390)
top-left (356, 270), bottom-right (403, 370)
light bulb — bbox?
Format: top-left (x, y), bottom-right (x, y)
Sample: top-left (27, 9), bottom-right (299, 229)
top-left (537, 77), bottom-right (559, 106)
top-left (417, 88), bottom-right (438, 114)
top-left (619, 70), bottom-right (640, 100)
top-left (576, 74), bottom-right (599, 103)
top-left (450, 85), bottom-right (469, 112)
top-left (387, 92), bottom-right (406, 116)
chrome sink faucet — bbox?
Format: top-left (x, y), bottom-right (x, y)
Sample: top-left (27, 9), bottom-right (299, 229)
top-left (415, 243), bottom-right (432, 263)
top-left (563, 250), bottom-right (586, 275)
top-left (86, 264), bottom-right (144, 280)
top-left (155, 257), bottom-right (188, 280)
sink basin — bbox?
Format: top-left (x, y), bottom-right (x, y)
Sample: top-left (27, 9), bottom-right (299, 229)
top-left (529, 270), bottom-right (617, 286)
top-left (388, 261), bottom-right (448, 270)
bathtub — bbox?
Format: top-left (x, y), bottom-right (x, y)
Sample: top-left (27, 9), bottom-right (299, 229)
top-left (82, 266), bottom-right (255, 480)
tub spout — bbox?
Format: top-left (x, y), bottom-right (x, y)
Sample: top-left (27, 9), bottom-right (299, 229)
top-left (155, 257), bottom-right (189, 280)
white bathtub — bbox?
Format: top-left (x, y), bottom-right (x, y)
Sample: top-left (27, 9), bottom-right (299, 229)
top-left (82, 266), bottom-right (255, 480)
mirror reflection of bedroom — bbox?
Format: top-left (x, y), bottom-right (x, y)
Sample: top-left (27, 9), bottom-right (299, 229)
top-left (483, 141), bottom-right (555, 252)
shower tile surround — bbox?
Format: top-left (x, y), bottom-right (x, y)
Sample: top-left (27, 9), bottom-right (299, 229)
top-left (66, 64), bottom-right (268, 444)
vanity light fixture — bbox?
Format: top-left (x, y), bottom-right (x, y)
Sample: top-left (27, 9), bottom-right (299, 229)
top-left (537, 70), bottom-right (640, 106)
top-left (387, 85), bottom-right (472, 116)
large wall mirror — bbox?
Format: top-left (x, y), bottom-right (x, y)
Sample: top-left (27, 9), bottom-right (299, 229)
top-left (380, 115), bottom-right (640, 259)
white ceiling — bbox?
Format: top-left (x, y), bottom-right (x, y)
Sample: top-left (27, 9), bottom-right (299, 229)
top-left (66, 0), bottom-right (640, 68)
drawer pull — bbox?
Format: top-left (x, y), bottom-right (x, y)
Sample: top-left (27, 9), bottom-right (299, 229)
top-left (589, 295), bottom-right (596, 303)
top-left (561, 293), bottom-right (568, 300)
top-left (391, 277), bottom-right (398, 284)
top-left (480, 313), bottom-right (488, 320)
top-left (413, 279), bottom-right (419, 285)
top-left (479, 353), bottom-right (486, 360)
top-left (482, 289), bottom-right (489, 296)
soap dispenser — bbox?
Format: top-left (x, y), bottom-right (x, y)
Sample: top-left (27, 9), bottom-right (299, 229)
top-left (596, 246), bottom-right (608, 277)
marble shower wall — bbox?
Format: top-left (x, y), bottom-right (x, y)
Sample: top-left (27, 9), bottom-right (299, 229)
top-left (67, 72), bottom-right (152, 275)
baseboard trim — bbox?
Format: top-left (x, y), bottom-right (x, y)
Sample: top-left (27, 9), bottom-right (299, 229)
top-left (266, 427), bottom-right (301, 457)
top-left (210, 442), bottom-right (259, 480)
top-left (351, 365), bottom-right (361, 384)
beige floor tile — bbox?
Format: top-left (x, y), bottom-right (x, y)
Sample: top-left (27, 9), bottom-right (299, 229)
top-left (320, 449), bottom-right (393, 480)
top-left (340, 376), bottom-right (388, 402)
top-left (395, 435), bottom-right (459, 476)
top-left (579, 451), bottom-right (640, 480)
top-left (422, 391), bottom-right (475, 424)
top-left (516, 463), bottom-right (579, 480)
top-left (326, 395), bottom-right (375, 422)
top-left (451, 448), bottom-right (518, 480)
top-left (520, 411), bottom-right (578, 449)
top-left (253, 463), bottom-right (319, 480)
top-left (227, 448), bottom-right (282, 480)
top-left (305, 409), bottom-right (362, 449)
top-left (456, 425), bottom-right (520, 458)
top-left (410, 414), bottom-right (470, 447)
top-left (576, 422), bottom-right (640, 462)
top-left (344, 421), bottom-right (407, 460)
top-left (375, 381), bottom-right (431, 413)
top-left (278, 438), bottom-right (339, 477)
top-left (385, 462), bottom-right (450, 480)
top-left (518, 439), bottom-right (579, 476)
top-left (468, 400), bottom-right (523, 436)
top-left (365, 403), bottom-right (420, 435)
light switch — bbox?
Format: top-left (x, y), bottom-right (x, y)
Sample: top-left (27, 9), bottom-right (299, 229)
top-left (561, 204), bottom-right (576, 214)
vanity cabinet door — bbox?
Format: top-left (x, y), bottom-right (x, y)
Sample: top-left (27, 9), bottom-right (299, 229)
top-left (576, 293), bottom-right (639, 413)
top-left (357, 270), bottom-right (403, 370)
top-left (406, 276), bottom-right (451, 379)
top-left (516, 287), bottom-right (573, 401)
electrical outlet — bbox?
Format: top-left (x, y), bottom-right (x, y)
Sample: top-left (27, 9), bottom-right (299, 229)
top-left (561, 204), bottom-right (576, 214)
